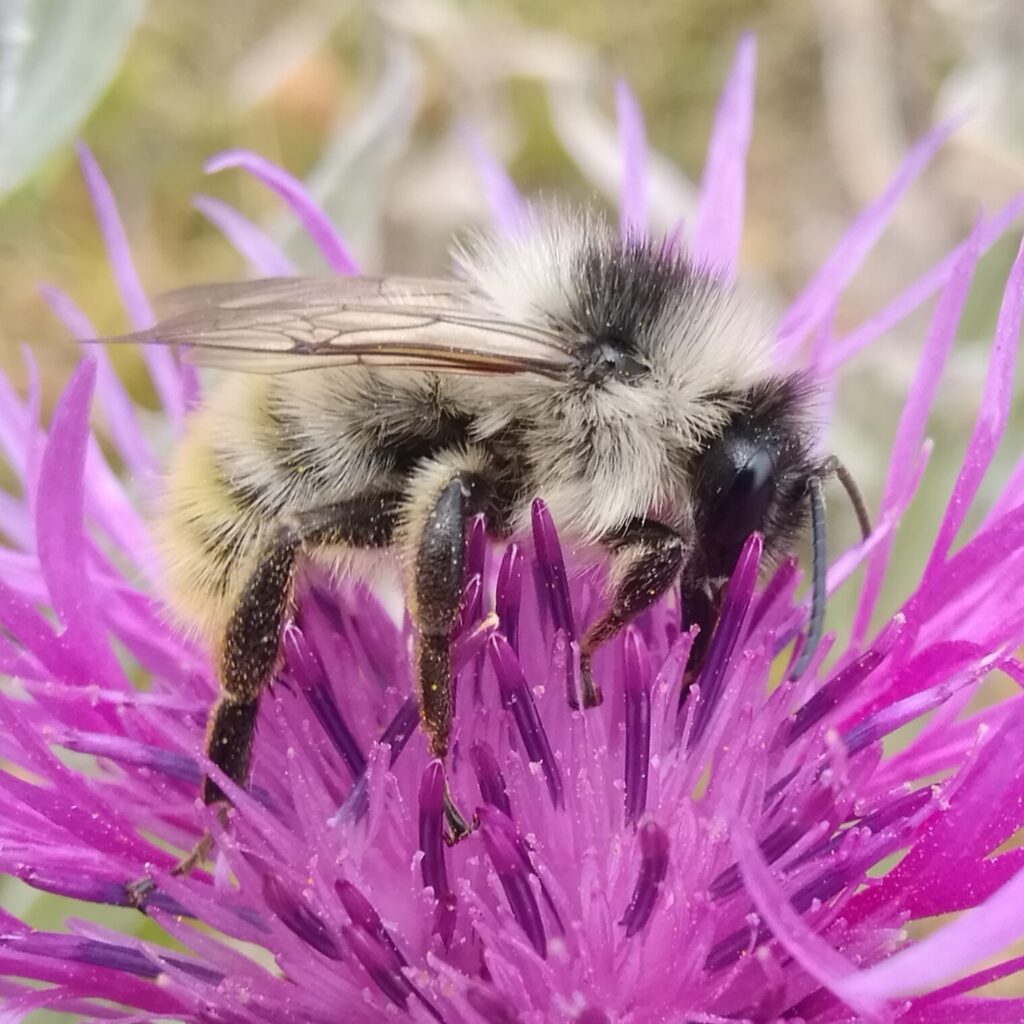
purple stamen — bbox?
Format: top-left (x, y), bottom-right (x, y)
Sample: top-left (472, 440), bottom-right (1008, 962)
top-left (705, 922), bottom-right (769, 973)
top-left (18, 869), bottom-right (188, 917)
top-left (786, 786), bottom-right (934, 874)
top-left (55, 731), bottom-right (200, 784)
top-left (336, 880), bottom-right (404, 963)
top-left (418, 762), bottom-right (457, 946)
top-left (687, 534), bottom-right (762, 748)
top-left (749, 556), bottom-right (799, 631)
top-left (452, 611), bottom-right (497, 671)
top-left (283, 627), bottom-right (366, 779)
top-left (1, 932), bottom-right (220, 983)
top-left (343, 924), bottom-right (416, 1014)
top-left (471, 749), bottom-right (566, 933)
top-left (261, 873), bottom-right (343, 961)
top-left (306, 583), bottom-right (395, 691)
top-left (487, 634), bottom-right (564, 808)
top-left (619, 820), bottom-right (670, 937)
top-left (789, 862), bottom-right (851, 913)
top-left (531, 500), bottom-right (576, 639)
top-left (471, 741), bottom-right (513, 817)
top-left (843, 680), bottom-right (961, 756)
top-left (548, 627), bottom-right (582, 711)
top-left (708, 820), bottom-right (807, 902)
top-left (858, 785), bottom-right (933, 834)
top-left (457, 573), bottom-right (484, 636)
top-left (467, 983), bottom-right (521, 1024)
top-left (338, 696), bottom-right (419, 822)
top-left (496, 543), bottom-right (524, 652)
top-left (480, 807), bottom-right (547, 957)
top-left (788, 614), bottom-right (906, 743)
top-left (623, 629), bottom-right (652, 827)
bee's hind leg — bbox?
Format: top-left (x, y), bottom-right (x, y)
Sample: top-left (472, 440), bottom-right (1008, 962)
top-left (579, 520), bottom-right (687, 708)
top-left (129, 493), bottom-right (400, 908)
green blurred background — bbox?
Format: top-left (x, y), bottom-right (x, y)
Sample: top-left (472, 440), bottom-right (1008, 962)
top-left (1, 0), bottom-right (1022, 1014)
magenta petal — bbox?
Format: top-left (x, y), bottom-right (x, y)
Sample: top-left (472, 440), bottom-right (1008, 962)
top-left (778, 118), bottom-right (960, 354)
top-left (75, 145), bottom-right (153, 328)
top-left (192, 194), bottom-right (297, 277)
top-left (461, 126), bottom-right (527, 237)
top-left (824, 194), bottom-right (1024, 372)
top-left (38, 283), bottom-right (155, 481)
top-left (731, 818), bottom-right (883, 1019)
top-left (853, 218), bottom-right (984, 642)
top-left (906, 956), bottom-right (1024, 1014)
top-left (76, 143), bottom-right (185, 425)
top-left (33, 358), bottom-right (93, 623)
top-left (615, 79), bottom-right (648, 239)
top-left (842, 863), bottom-right (1024, 1002)
top-left (205, 149), bottom-right (359, 274)
top-left (691, 34), bottom-right (755, 282)
top-left (34, 361), bottom-right (122, 682)
top-left (923, 234), bottom-right (1024, 578)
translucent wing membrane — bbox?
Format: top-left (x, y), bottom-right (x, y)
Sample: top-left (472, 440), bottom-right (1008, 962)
top-left (101, 276), bottom-right (574, 377)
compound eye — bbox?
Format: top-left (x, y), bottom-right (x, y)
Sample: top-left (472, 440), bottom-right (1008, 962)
top-left (709, 445), bottom-right (776, 546)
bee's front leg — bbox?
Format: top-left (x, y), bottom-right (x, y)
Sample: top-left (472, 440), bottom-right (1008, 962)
top-left (579, 521), bottom-right (687, 708)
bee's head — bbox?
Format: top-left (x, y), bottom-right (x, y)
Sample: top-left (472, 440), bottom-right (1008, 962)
top-left (458, 208), bottom-right (841, 548)
top-left (688, 375), bottom-right (819, 581)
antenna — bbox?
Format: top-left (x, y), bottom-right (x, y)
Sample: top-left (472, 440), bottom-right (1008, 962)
top-left (790, 456), bottom-right (872, 679)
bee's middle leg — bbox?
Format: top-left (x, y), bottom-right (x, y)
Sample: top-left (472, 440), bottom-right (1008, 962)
top-left (579, 521), bottom-right (687, 708)
top-left (405, 462), bottom-right (494, 842)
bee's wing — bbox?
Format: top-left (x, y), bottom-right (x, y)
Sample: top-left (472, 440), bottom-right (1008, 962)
top-left (102, 276), bottom-right (574, 377)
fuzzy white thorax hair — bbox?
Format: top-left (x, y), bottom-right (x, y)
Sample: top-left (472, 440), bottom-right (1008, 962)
top-left (451, 207), bottom-right (782, 540)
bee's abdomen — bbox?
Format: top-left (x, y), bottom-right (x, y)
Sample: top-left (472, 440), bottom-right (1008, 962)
top-left (154, 418), bottom-right (270, 643)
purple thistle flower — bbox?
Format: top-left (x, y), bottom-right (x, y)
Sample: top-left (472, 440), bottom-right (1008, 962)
top-left (2, 37), bottom-right (1024, 1022)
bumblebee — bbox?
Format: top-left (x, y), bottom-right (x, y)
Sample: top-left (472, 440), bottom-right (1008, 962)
top-left (115, 210), bottom-right (868, 873)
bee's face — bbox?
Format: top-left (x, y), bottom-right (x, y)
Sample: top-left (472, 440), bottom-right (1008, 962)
top-left (689, 375), bottom-right (818, 581)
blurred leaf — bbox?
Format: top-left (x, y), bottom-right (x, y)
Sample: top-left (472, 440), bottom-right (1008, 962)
top-left (0, 0), bottom-right (145, 198)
